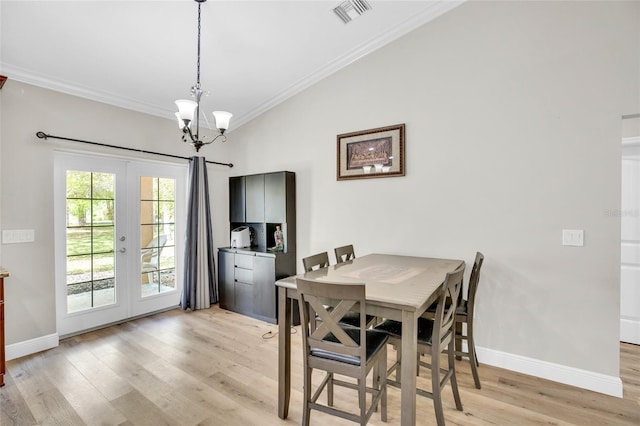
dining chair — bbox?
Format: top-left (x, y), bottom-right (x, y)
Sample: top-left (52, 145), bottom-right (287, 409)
top-left (334, 244), bottom-right (355, 264)
top-left (374, 264), bottom-right (465, 426)
top-left (296, 278), bottom-right (388, 425)
top-left (423, 252), bottom-right (484, 389)
top-left (302, 252), bottom-right (330, 272)
top-left (301, 252), bottom-right (376, 329)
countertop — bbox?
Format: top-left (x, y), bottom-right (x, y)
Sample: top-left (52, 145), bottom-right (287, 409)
top-left (218, 246), bottom-right (286, 257)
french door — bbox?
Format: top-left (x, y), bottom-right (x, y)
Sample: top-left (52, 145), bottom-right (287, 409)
top-left (54, 153), bottom-right (187, 336)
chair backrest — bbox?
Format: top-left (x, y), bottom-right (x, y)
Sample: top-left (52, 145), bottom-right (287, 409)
top-left (432, 264), bottom-right (465, 353)
top-left (334, 245), bottom-right (355, 264)
top-left (302, 252), bottom-right (330, 272)
top-left (141, 234), bottom-right (168, 265)
top-left (297, 278), bottom-right (367, 364)
top-left (466, 252), bottom-right (484, 317)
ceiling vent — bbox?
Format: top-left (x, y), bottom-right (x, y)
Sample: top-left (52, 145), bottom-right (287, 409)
top-left (333, 0), bottom-right (372, 24)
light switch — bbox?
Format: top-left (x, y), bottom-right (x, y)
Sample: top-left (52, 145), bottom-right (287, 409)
top-left (2, 229), bottom-right (35, 244)
top-left (562, 229), bottom-right (584, 247)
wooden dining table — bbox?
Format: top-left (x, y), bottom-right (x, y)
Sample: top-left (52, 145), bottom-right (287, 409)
top-left (275, 253), bottom-right (465, 426)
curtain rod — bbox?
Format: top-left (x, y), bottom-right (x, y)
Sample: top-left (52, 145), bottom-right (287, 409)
top-left (36, 131), bottom-right (233, 168)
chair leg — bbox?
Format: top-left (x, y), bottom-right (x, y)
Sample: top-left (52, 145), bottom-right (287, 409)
top-left (431, 350), bottom-right (445, 426)
top-left (302, 365), bottom-right (312, 426)
top-left (448, 340), bottom-right (463, 411)
top-left (455, 321), bottom-right (463, 361)
top-left (327, 372), bottom-right (334, 406)
top-left (467, 322), bottom-right (481, 389)
top-left (395, 346), bottom-right (402, 382)
top-left (359, 376), bottom-right (367, 426)
top-left (380, 348), bottom-right (388, 422)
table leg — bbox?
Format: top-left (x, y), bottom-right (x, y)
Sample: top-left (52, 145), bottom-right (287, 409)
top-left (278, 286), bottom-right (292, 419)
top-left (401, 310), bottom-right (417, 425)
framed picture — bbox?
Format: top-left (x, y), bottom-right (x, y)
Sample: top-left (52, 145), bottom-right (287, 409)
top-left (337, 123), bottom-right (405, 180)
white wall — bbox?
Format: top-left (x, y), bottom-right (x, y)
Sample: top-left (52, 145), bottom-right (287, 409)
top-left (219, 0), bottom-right (640, 394)
top-left (1, 0), bottom-right (638, 397)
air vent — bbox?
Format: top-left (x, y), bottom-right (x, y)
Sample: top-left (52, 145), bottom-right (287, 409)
top-left (333, 0), bottom-right (372, 24)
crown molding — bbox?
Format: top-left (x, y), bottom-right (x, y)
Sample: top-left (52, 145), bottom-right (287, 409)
top-left (0, 62), bottom-right (172, 119)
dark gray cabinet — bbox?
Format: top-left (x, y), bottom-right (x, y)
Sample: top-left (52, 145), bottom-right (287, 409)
top-left (245, 174), bottom-right (265, 223)
top-left (265, 172), bottom-right (286, 222)
top-left (220, 171), bottom-right (296, 324)
top-left (218, 250), bottom-right (276, 322)
top-left (229, 176), bottom-right (246, 223)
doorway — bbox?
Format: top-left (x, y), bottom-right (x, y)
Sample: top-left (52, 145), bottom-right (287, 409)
top-left (54, 152), bottom-right (187, 336)
top-left (621, 134), bottom-right (640, 345)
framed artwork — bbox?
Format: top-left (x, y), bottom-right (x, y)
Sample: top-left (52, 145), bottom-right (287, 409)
top-left (336, 123), bottom-right (405, 180)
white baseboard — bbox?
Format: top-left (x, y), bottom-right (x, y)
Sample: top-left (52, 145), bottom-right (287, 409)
top-left (476, 346), bottom-right (623, 398)
top-left (5, 333), bottom-right (59, 361)
top-left (620, 318), bottom-right (640, 345)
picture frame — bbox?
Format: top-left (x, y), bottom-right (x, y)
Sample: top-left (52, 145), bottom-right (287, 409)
top-left (337, 123), bottom-right (405, 180)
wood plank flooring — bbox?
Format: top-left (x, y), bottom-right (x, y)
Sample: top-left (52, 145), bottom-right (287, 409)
top-left (2, 306), bottom-right (639, 425)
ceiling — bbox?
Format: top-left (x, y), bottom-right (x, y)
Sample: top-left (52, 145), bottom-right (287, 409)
top-left (1, 0), bottom-right (463, 131)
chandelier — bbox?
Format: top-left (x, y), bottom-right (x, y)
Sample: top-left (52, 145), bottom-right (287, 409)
top-left (175, 0), bottom-right (232, 152)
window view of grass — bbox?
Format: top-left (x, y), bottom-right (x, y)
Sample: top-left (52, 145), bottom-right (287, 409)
top-left (66, 171), bottom-right (116, 312)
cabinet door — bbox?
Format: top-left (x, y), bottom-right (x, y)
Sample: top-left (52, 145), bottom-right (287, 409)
top-left (245, 174), bottom-right (265, 222)
top-left (229, 176), bottom-right (246, 223)
top-left (218, 251), bottom-right (235, 309)
top-left (252, 255), bottom-right (276, 320)
top-left (264, 172), bottom-right (287, 223)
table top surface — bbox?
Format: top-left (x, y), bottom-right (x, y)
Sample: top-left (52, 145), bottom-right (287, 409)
top-left (276, 253), bottom-right (464, 312)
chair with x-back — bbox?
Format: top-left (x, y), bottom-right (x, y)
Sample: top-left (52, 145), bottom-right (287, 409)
top-left (296, 278), bottom-right (388, 425)
top-left (334, 244), bottom-right (355, 264)
top-left (302, 252), bottom-right (330, 272)
top-left (422, 251), bottom-right (484, 389)
top-left (374, 264), bottom-right (465, 426)
top-left (302, 251), bottom-right (376, 330)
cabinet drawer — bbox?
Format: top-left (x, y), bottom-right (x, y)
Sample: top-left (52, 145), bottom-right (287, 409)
top-left (235, 254), bottom-right (254, 270)
top-left (235, 267), bottom-right (253, 284)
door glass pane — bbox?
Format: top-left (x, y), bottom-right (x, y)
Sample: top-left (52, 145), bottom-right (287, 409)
top-left (140, 176), bottom-right (176, 297)
top-left (66, 170), bottom-right (116, 313)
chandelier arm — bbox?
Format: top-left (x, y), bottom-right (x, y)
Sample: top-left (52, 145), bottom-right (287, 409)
top-left (182, 125), bottom-right (198, 145)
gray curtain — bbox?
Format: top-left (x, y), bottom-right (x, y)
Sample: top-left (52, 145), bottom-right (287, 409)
top-left (181, 156), bottom-right (217, 310)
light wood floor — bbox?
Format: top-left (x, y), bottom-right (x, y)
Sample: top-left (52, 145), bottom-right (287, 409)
top-left (2, 306), bottom-right (639, 425)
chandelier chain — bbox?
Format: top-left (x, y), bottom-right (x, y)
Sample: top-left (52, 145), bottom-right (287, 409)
top-left (196, 1), bottom-right (202, 89)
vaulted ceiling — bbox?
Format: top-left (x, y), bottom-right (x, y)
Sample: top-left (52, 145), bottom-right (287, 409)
top-left (1, 0), bottom-right (463, 130)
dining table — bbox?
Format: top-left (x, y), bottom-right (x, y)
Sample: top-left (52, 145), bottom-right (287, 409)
top-left (276, 253), bottom-right (465, 426)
